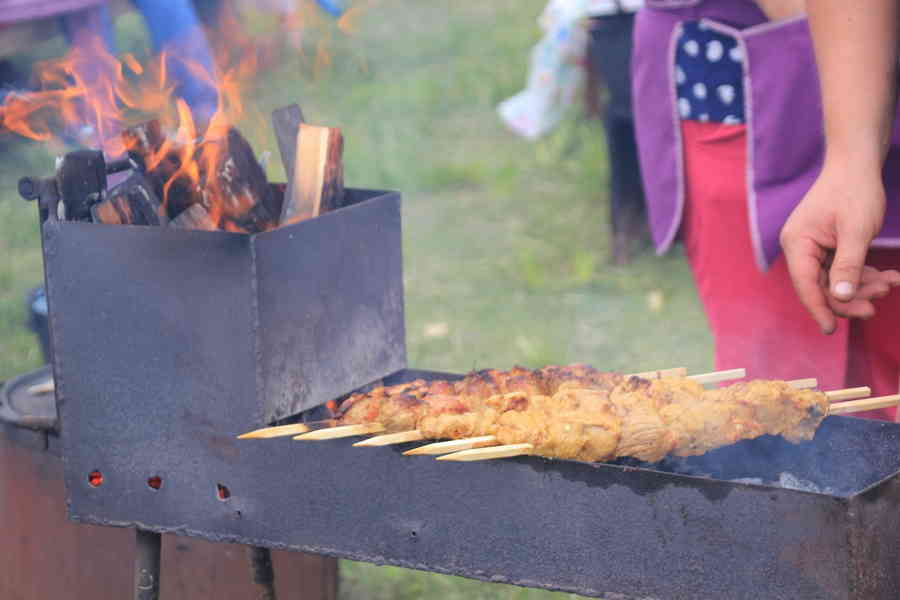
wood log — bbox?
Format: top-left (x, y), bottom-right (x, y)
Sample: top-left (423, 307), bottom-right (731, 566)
top-left (122, 122), bottom-right (277, 232)
top-left (201, 127), bottom-right (277, 233)
top-left (120, 120), bottom-right (198, 219)
top-left (120, 120), bottom-right (165, 171)
top-left (91, 173), bottom-right (167, 226)
top-left (170, 204), bottom-right (217, 231)
top-left (271, 104), bottom-right (305, 184)
top-left (280, 124), bottom-right (344, 226)
top-left (56, 150), bottom-right (108, 222)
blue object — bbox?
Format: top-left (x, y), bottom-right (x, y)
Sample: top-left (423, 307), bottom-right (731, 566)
top-left (674, 21), bottom-right (745, 124)
top-left (132, 0), bottom-right (218, 121)
top-left (61, 1), bottom-right (218, 122)
top-left (317, 0), bottom-right (346, 18)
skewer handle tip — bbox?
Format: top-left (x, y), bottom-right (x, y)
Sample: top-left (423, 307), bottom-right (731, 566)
top-left (436, 443), bottom-right (533, 462)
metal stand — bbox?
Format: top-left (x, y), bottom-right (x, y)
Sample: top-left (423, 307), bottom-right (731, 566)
top-left (248, 546), bottom-right (278, 600)
top-left (134, 529), bottom-right (161, 600)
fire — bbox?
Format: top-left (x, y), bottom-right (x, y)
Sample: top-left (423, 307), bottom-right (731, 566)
top-left (0, 24), bottom-right (259, 227)
top-left (0, 2), bottom-right (368, 230)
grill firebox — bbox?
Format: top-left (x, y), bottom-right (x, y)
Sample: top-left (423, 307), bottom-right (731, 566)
top-left (35, 185), bottom-right (900, 600)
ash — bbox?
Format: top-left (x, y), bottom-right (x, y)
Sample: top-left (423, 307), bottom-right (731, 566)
top-left (731, 472), bottom-right (836, 495)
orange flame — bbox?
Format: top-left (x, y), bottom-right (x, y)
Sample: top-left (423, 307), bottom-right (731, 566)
top-left (0, 2), bottom-right (371, 230)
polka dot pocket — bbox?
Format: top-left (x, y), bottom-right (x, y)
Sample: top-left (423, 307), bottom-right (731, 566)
top-left (674, 21), bottom-right (744, 124)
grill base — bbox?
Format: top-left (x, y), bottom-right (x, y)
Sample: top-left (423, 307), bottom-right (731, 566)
top-left (54, 369), bottom-right (900, 600)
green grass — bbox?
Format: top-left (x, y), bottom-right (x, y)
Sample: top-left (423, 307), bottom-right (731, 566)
top-left (0, 2), bottom-right (713, 598)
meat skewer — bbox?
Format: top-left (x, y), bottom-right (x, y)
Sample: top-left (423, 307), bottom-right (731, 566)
top-left (238, 363), bottom-right (886, 464)
top-left (237, 365), bottom-right (694, 440)
top-left (289, 367), bottom-right (886, 463)
top-left (401, 383), bottom-right (865, 456)
top-left (438, 392), bottom-right (900, 462)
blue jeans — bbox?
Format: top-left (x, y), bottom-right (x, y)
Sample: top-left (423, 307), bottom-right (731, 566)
top-left (63, 1), bottom-right (217, 120)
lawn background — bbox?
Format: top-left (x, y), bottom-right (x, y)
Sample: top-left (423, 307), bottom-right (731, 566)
top-left (0, 2), bottom-right (713, 598)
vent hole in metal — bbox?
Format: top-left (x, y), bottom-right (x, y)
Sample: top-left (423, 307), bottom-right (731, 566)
top-left (88, 470), bottom-right (103, 487)
top-left (216, 483), bottom-right (231, 501)
top-left (147, 476), bottom-right (162, 490)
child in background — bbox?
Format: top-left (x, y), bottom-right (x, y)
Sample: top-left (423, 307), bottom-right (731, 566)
top-left (586, 0), bottom-right (646, 264)
top-left (499, 0), bottom-right (647, 264)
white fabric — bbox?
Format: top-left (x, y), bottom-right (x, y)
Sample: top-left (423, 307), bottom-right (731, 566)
top-left (586, 0), bottom-right (644, 16)
top-left (497, 0), bottom-right (590, 139)
top-left (498, 0), bottom-right (643, 139)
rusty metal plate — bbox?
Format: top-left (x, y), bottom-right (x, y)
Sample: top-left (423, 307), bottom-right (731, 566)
top-left (47, 358), bottom-right (900, 600)
top-left (255, 189), bottom-right (406, 421)
top-left (42, 188), bottom-right (406, 428)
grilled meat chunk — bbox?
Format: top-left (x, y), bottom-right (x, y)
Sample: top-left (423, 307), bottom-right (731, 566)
top-left (333, 366), bottom-right (829, 463)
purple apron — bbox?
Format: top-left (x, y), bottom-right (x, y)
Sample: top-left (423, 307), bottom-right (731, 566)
top-left (633, 0), bottom-right (900, 270)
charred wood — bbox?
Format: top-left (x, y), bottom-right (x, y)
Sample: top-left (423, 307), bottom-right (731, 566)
top-left (170, 204), bottom-right (217, 231)
top-left (56, 150), bottom-right (107, 221)
top-left (91, 173), bottom-right (167, 226)
top-left (201, 127), bottom-right (277, 233)
top-left (120, 120), bottom-right (164, 172)
top-left (121, 120), bottom-right (199, 219)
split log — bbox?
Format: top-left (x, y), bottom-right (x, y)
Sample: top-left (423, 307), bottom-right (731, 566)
top-left (280, 124), bottom-right (344, 226)
top-left (170, 204), bottom-right (217, 231)
top-left (120, 120), bottom-right (165, 171)
top-left (200, 127), bottom-right (277, 233)
top-left (271, 104), bottom-right (305, 184)
top-left (121, 120), bottom-right (198, 219)
top-left (122, 121), bottom-right (278, 232)
top-left (91, 173), bottom-right (167, 226)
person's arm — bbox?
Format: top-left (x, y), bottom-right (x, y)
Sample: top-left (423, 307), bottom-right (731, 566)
top-left (780, 1), bottom-right (900, 334)
top-left (754, 0), bottom-right (804, 21)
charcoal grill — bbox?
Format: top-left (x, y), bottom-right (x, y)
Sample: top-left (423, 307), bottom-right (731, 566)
top-left (9, 170), bottom-right (900, 600)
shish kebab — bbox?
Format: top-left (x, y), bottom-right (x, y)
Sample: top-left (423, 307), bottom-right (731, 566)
top-left (239, 365), bottom-right (895, 463)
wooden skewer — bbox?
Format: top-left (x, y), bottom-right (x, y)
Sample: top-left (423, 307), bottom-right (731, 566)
top-left (293, 422), bottom-right (384, 440)
top-left (787, 378), bottom-right (817, 389)
top-left (828, 394), bottom-right (900, 415)
top-left (353, 430), bottom-right (425, 447)
top-left (430, 395), bottom-right (900, 463)
top-left (27, 380), bottom-right (55, 395)
top-left (356, 367), bottom-right (690, 449)
top-left (239, 366), bottom-right (688, 442)
top-left (436, 443), bottom-right (533, 462)
top-left (404, 435), bottom-right (498, 456)
top-left (429, 394), bottom-right (900, 463)
top-left (824, 387), bottom-right (871, 402)
top-left (687, 368), bottom-right (746, 385)
top-left (627, 367), bottom-right (687, 379)
top-left (237, 423), bottom-right (312, 439)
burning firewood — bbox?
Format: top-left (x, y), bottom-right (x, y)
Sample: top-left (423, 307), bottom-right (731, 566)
top-left (171, 204), bottom-right (218, 231)
top-left (122, 121), bottom-right (278, 232)
top-left (202, 127), bottom-right (278, 233)
top-left (121, 120), bottom-right (202, 220)
top-left (121, 120), bottom-right (165, 171)
top-left (91, 173), bottom-right (167, 226)
top-left (56, 150), bottom-right (108, 222)
top-left (280, 124), bottom-right (344, 225)
top-left (33, 112), bottom-right (347, 233)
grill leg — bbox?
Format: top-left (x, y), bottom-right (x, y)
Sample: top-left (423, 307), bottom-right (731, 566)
top-left (134, 529), bottom-right (161, 600)
top-left (248, 546), bottom-right (277, 600)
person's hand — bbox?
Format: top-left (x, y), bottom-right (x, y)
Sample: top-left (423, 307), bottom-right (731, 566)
top-left (780, 163), bottom-right (900, 334)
